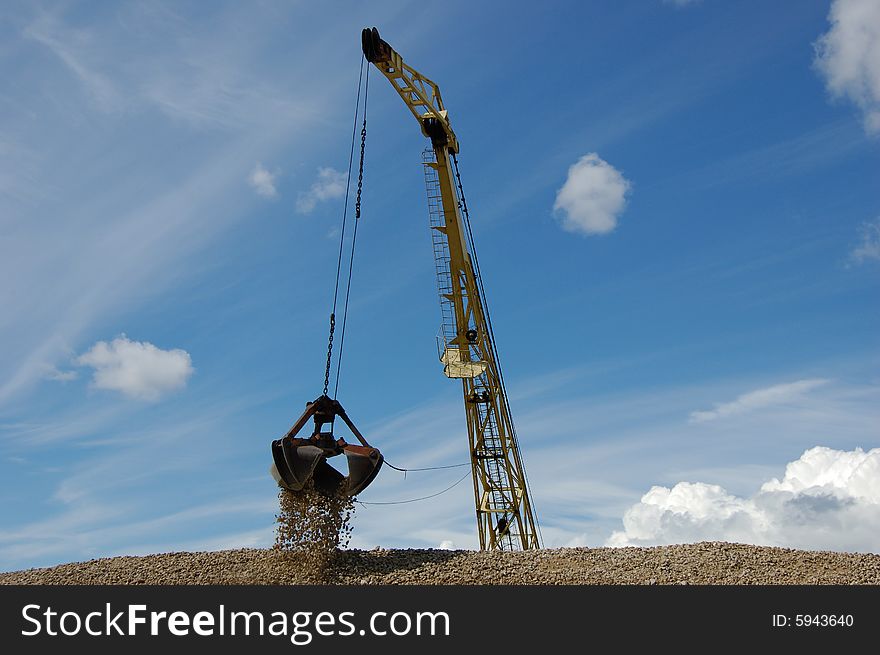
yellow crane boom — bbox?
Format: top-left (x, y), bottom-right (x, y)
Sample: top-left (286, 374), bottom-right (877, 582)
top-left (363, 27), bottom-right (540, 550)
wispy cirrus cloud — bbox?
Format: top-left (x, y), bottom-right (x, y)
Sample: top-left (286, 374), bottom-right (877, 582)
top-left (23, 13), bottom-right (122, 112)
top-left (23, 6), bottom-right (313, 129)
top-left (0, 5), bottom-right (353, 407)
top-left (688, 378), bottom-right (830, 423)
top-left (662, 119), bottom-right (868, 193)
top-left (0, 388), bottom-right (284, 568)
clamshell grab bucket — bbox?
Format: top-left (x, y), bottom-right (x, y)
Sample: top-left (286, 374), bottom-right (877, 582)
top-left (270, 395), bottom-right (383, 497)
top-left (271, 442), bottom-right (325, 491)
top-left (342, 445), bottom-right (384, 496)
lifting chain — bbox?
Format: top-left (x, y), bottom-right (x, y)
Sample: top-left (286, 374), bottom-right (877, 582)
top-left (331, 108), bottom-right (367, 397)
top-left (322, 312), bottom-right (335, 396)
top-left (323, 61), bottom-right (369, 400)
top-left (355, 118), bottom-right (367, 220)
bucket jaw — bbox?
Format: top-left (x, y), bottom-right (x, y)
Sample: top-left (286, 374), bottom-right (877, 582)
top-left (270, 395), bottom-right (383, 497)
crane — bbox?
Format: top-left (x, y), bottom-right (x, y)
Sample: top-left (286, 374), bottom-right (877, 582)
top-left (270, 28), bottom-right (540, 552)
top-left (362, 27), bottom-right (541, 551)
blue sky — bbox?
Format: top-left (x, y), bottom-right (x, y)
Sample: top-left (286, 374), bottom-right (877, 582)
top-left (2, 0), bottom-right (879, 570)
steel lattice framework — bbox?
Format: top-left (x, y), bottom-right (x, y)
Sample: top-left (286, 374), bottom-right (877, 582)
top-left (363, 27), bottom-right (540, 550)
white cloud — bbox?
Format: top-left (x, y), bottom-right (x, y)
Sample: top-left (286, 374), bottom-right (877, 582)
top-left (248, 163), bottom-right (278, 198)
top-left (43, 365), bottom-right (78, 382)
top-left (438, 540), bottom-right (456, 550)
top-left (814, 0), bottom-right (880, 134)
top-left (553, 153), bottom-right (631, 235)
top-left (76, 336), bottom-right (193, 401)
top-left (688, 378), bottom-right (829, 423)
top-left (24, 15), bottom-right (122, 113)
top-left (608, 446), bottom-right (880, 553)
top-left (850, 217), bottom-right (880, 263)
top-left (296, 167), bottom-right (346, 214)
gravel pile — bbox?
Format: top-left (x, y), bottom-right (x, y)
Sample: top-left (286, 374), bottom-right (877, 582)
top-left (3, 542), bottom-right (879, 585)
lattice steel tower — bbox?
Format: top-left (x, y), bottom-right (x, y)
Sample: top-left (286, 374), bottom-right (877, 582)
top-left (363, 27), bottom-right (541, 550)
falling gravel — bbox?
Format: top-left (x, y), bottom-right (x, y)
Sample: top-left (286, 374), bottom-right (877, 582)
top-left (3, 542), bottom-right (879, 585)
top-left (273, 483), bottom-right (355, 582)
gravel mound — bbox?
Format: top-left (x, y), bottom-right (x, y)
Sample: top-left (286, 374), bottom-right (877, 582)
top-left (3, 542), bottom-right (879, 585)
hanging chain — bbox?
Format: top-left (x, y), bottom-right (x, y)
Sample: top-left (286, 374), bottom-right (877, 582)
top-left (321, 57), bottom-right (366, 398)
top-left (355, 119), bottom-right (366, 219)
top-left (333, 83), bottom-right (368, 398)
top-left (322, 312), bottom-right (335, 396)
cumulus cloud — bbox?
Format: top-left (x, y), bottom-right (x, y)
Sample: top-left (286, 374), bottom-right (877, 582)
top-left (814, 0), bottom-right (880, 134)
top-left (296, 167), bottom-right (346, 214)
top-left (438, 540), bottom-right (456, 550)
top-left (689, 378), bottom-right (829, 423)
top-left (248, 163), bottom-right (278, 198)
top-left (553, 153), bottom-right (631, 235)
top-left (608, 446), bottom-right (880, 553)
top-left (850, 217), bottom-right (880, 263)
top-left (76, 336), bottom-right (193, 401)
